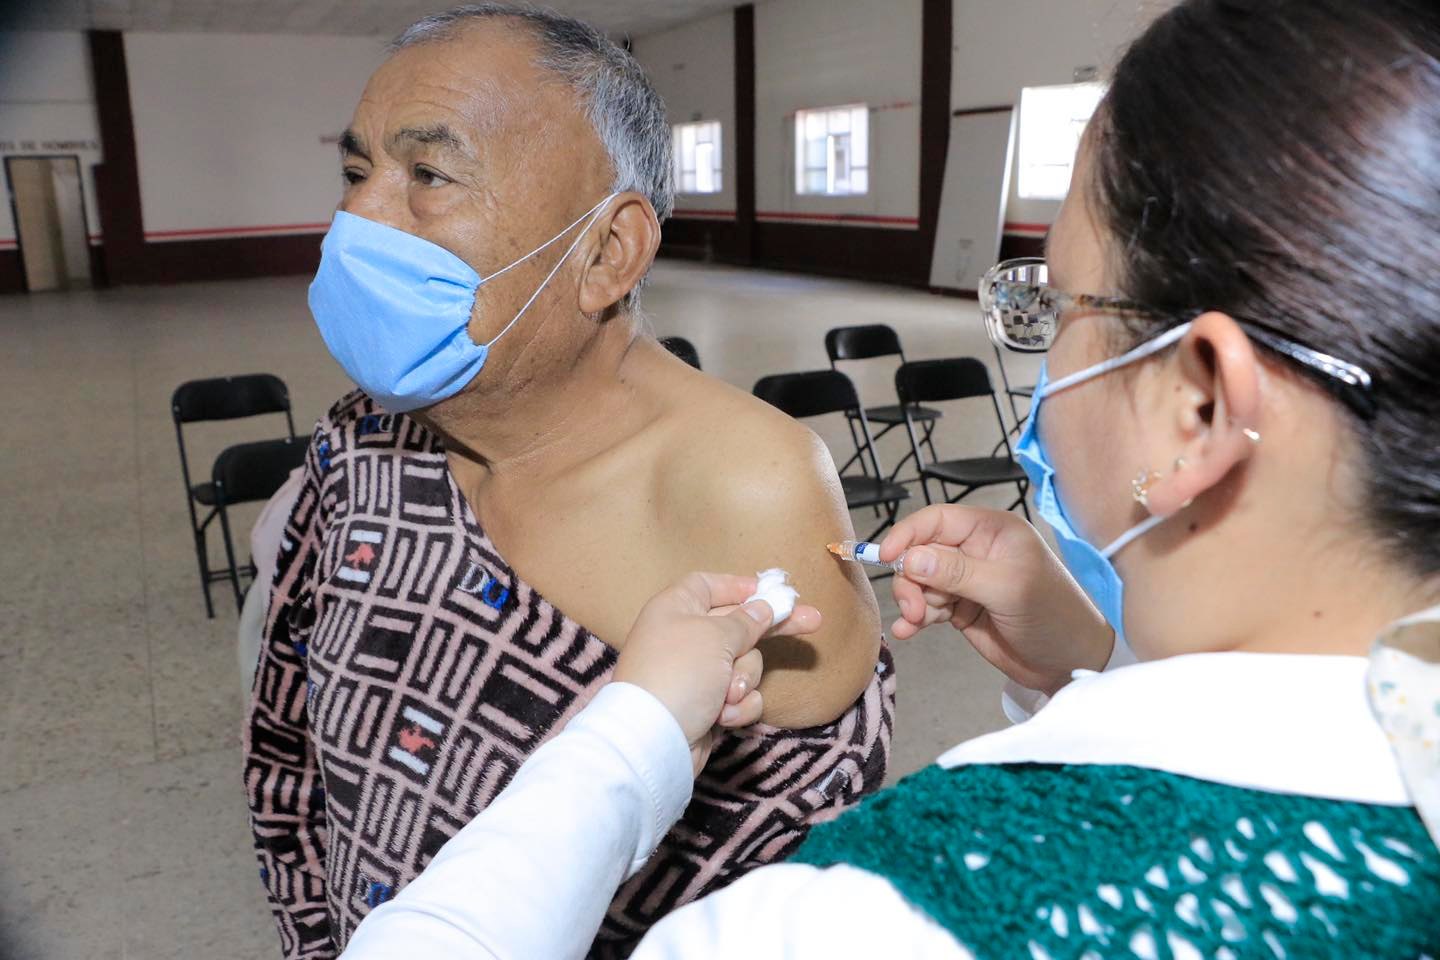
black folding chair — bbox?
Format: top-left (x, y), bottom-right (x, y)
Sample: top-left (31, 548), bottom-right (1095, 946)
top-left (659, 336), bottom-right (702, 370)
top-left (172, 374), bottom-right (302, 617)
top-left (894, 358), bottom-right (1031, 520)
top-left (992, 342), bottom-right (1035, 432)
top-left (753, 370), bottom-right (911, 543)
top-left (824, 324), bottom-right (942, 485)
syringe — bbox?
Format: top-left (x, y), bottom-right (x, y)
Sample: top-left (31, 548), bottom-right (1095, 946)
top-left (826, 540), bottom-right (906, 575)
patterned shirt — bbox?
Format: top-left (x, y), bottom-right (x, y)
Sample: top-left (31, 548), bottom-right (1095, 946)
top-left (243, 391), bottom-right (897, 958)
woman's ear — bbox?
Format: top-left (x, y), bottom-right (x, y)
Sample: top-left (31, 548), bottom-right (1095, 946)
top-left (1142, 311), bottom-right (1263, 516)
top-left (577, 193), bottom-right (661, 315)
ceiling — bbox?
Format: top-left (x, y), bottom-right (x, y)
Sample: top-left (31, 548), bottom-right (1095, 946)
top-left (1, 0), bottom-right (739, 39)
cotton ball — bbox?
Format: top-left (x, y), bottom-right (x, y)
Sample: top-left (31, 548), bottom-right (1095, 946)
top-left (745, 568), bottom-right (798, 624)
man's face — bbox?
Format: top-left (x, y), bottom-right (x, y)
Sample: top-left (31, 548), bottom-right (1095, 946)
top-left (337, 21), bottom-right (614, 365)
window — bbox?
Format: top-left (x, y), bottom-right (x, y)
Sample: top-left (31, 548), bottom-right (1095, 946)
top-left (795, 104), bottom-right (869, 196)
top-left (672, 121), bottom-right (722, 194)
top-left (1016, 82), bottom-right (1106, 200)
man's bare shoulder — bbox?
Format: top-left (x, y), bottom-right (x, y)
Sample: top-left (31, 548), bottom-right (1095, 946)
top-left (651, 375), bottom-right (882, 728)
top-left (657, 377), bottom-right (841, 509)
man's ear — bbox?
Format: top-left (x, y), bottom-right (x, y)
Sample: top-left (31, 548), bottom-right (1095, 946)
top-left (1142, 311), bottom-right (1263, 517)
top-left (578, 193), bottom-right (661, 315)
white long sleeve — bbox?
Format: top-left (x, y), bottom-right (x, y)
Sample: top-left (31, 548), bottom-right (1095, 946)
top-left (629, 862), bottom-right (970, 958)
top-left (341, 682), bottom-right (693, 960)
top-left (343, 679), bottom-right (963, 960)
top-left (341, 654), bottom-right (1403, 960)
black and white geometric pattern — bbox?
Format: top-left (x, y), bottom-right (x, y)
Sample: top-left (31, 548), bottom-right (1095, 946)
top-left (244, 392), bottom-right (896, 958)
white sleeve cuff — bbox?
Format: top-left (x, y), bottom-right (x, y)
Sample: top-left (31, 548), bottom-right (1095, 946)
top-left (1001, 633), bottom-right (1135, 724)
top-left (568, 682), bottom-right (695, 873)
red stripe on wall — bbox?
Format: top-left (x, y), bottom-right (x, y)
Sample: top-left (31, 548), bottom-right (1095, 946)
top-left (755, 211), bottom-right (920, 226)
top-left (671, 209), bottom-right (737, 220)
top-left (1, 234), bottom-right (120, 248)
top-left (1002, 221), bottom-right (1051, 236)
top-left (144, 222), bottom-right (330, 240)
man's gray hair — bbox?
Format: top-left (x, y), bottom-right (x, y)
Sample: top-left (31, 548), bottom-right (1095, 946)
top-left (391, 5), bottom-right (673, 309)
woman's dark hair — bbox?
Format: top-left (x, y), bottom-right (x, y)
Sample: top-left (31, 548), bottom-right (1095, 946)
top-left (1092, 0), bottom-right (1440, 577)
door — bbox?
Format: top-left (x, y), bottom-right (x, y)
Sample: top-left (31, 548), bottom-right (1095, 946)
top-left (5, 154), bottom-right (92, 292)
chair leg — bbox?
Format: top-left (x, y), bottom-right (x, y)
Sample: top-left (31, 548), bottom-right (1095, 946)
top-left (945, 485), bottom-right (977, 506)
top-left (838, 415), bottom-right (868, 478)
top-left (193, 528), bottom-right (215, 619)
top-left (217, 502), bottom-right (246, 614)
top-left (863, 496), bottom-right (903, 542)
top-left (919, 475), bottom-right (934, 506)
top-left (1017, 482), bottom-right (1032, 522)
top-left (921, 419), bottom-right (941, 466)
top-left (886, 446), bottom-right (919, 484)
top-left (884, 420), bottom-right (929, 486)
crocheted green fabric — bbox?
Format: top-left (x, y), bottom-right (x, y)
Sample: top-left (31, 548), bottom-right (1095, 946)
top-left (792, 764), bottom-right (1440, 958)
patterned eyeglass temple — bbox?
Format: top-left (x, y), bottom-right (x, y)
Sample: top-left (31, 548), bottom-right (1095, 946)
top-left (978, 257), bottom-right (1377, 419)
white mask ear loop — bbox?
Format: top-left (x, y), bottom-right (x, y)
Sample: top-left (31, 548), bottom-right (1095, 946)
top-left (478, 192), bottom-right (619, 286)
top-left (1041, 321), bottom-right (1193, 399)
top-left (1037, 320), bottom-right (1194, 558)
top-left (481, 193), bottom-right (618, 349)
top-left (1101, 512), bottom-right (1167, 558)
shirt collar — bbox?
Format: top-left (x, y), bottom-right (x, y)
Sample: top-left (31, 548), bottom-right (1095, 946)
top-left (938, 652), bottom-right (1408, 807)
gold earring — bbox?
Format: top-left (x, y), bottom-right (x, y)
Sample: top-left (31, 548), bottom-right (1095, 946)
top-left (1132, 469), bottom-right (1162, 507)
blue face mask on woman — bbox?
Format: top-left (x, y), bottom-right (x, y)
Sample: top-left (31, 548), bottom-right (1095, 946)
top-left (1013, 323), bottom-right (1193, 639)
top-left (308, 194), bottom-right (617, 413)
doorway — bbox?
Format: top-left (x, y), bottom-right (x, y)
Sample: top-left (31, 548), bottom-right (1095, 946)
top-left (5, 154), bottom-right (93, 292)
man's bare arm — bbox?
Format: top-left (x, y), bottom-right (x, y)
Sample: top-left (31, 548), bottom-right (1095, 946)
top-left (661, 415), bottom-right (882, 729)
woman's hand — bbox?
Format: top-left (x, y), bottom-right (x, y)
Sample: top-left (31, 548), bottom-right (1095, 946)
top-left (613, 572), bottom-right (822, 775)
top-left (879, 505), bottom-right (1113, 696)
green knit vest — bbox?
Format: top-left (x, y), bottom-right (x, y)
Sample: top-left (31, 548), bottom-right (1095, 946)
top-left (792, 764), bottom-right (1439, 957)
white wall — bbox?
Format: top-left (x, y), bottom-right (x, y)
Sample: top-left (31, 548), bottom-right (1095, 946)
top-left (124, 32), bottom-right (382, 241)
top-left (632, 11), bottom-right (736, 219)
top-left (952, 0), bottom-right (1171, 230)
top-left (754, 0), bottom-right (923, 228)
top-left (0, 32), bottom-right (103, 247)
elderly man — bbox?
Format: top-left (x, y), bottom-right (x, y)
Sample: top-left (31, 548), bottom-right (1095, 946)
top-left (244, 5), bottom-right (894, 958)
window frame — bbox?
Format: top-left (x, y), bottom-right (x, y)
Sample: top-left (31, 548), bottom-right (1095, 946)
top-left (1015, 82), bottom-right (1106, 202)
top-left (671, 119), bottom-right (724, 196)
top-left (794, 103), bottom-right (870, 197)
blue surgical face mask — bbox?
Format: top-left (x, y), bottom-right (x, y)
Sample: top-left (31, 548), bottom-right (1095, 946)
top-left (308, 193), bottom-right (617, 413)
top-left (1013, 322), bottom-right (1193, 640)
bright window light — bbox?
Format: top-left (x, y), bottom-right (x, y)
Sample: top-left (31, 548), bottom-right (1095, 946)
top-left (1017, 82), bottom-right (1106, 201)
top-left (672, 121), bottom-right (722, 194)
top-left (794, 104), bottom-right (869, 196)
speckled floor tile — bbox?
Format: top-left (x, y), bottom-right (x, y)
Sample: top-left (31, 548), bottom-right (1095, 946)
top-left (114, 749), bottom-right (278, 959)
top-left (0, 768), bottom-right (126, 960)
top-left (142, 584), bottom-right (252, 762)
top-left (4, 597), bottom-right (156, 790)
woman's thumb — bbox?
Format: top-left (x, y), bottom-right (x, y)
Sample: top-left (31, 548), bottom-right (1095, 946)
top-left (722, 600), bottom-right (774, 657)
top-left (903, 545), bottom-right (979, 596)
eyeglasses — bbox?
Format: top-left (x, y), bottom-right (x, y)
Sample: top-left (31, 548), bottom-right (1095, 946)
top-left (979, 257), bottom-right (1377, 418)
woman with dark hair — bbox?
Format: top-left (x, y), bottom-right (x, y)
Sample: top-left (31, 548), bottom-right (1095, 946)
top-left (340, 0), bottom-right (1440, 955)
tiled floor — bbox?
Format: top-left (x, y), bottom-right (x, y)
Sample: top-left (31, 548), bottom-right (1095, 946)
top-left (0, 260), bottom-right (1041, 958)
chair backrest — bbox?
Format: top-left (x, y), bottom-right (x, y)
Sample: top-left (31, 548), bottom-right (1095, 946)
top-left (752, 369), bottom-right (863, 420)
top-left (212, 437), bottom-right (308, 506)
top-left (895, 358), bottom-right (994, 405)
top-left (825, 324), bottom-right (904, 364)
top-left (658, 336), bottom-right (701, 370)
top-left (172, 374), bottom-right (290, 424)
